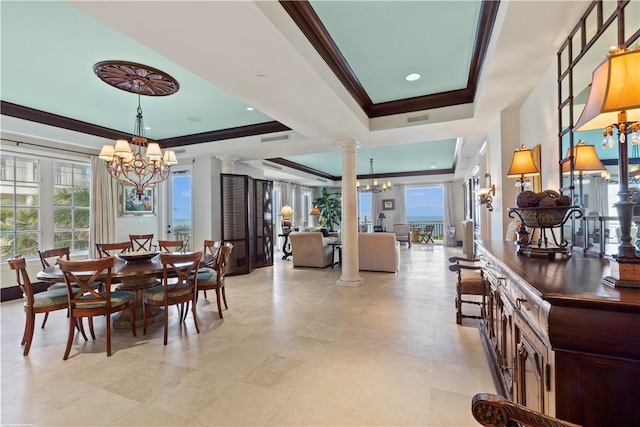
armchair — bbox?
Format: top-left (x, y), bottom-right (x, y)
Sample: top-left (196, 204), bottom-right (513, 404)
top-left (289, 232), bottom-right (335, 268)
top-left (392, 224), bottom-right (411, 248)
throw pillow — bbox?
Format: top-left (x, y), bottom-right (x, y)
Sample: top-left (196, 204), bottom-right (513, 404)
top-left (320, 228), bottom-right (330, 237)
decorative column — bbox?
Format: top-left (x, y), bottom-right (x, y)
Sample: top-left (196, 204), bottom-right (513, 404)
top-left (217, 155), bottom-right (236, 174)
top-left (338, 140), bottom-right (363, 287)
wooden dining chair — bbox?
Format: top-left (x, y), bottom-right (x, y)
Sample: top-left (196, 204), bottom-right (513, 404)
top-left (8, 255), bottom-right (83, 356)
top-left (448, 256), bottom-right (487, 325)
top-left (57, 257), bottom-right (136, 360)
top-left (129, 234), bottom-right (155, 252)
top-left (157, 239), bottom-right (188, 253)
top-left (143, 251), bottom-right (202, 345)
top-left (96, 241), bottom-right (133, 258)
top-left (36, 246), bottom-right (73, 327)
top-left (196, 242), bottom-right (233, 319)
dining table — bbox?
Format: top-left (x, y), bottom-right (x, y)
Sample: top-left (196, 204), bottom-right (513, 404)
top-left (36, 251), bottom-right (215, 329)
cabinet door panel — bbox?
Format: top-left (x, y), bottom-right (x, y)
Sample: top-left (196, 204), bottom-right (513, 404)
top-left (515, 313), bottom-right (548, 414)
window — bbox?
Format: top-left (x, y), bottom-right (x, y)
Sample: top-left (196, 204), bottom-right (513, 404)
top-left (53, 162), bottom-right (91, 252)
top-left (358, 192), bottom-right (372, 231)
top-left (0, 155), bottom-right (40, 261)
top-left (0, 149), bottom-right (91, 262)
top-left (406, 186), bottom-right (444, 223)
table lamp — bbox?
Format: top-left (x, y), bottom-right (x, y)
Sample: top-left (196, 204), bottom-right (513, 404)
top-left (310, 207), bottom-right (321, 228)
top-left (507, 145), bottom-right (540, 246)
top-left (280, 205), bottom-right (294, 230)
top-left (507, 145), bottom-right (540, 192)
top-left (561, 140), bottom-right (606, 206)
top-left (377, 212), bottom-right (386, 229)
top-left (574, 45), bottom-right (640, 287)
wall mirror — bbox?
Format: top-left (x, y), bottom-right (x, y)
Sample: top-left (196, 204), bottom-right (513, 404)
top-left (558, 0), bottom-right (639, 254)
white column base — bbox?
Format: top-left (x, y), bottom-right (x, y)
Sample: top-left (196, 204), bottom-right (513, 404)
top-left (336, 277), bottom-right (363, 287)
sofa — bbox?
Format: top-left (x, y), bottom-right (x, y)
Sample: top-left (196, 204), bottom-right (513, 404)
top-left (289, 231), bottom-right (337, 268)
top-left (358, 232), bottom-right (400, 272)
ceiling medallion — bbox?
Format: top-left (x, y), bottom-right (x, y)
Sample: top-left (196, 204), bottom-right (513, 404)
top-left (93, 60), bottom-right (179, 96)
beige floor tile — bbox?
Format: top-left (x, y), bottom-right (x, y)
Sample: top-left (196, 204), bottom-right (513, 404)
top-left (194, 382), bottom-right (288, 426)
top-left (106, 402), bottom-right (194, 426)
top-left (266, 394), bottom-right (352, 426)
top-left (428, 387), bottom-right (481, 426)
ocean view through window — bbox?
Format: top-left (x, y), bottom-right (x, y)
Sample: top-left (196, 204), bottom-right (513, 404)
top-left (406, 186), bottom-right (444, 224)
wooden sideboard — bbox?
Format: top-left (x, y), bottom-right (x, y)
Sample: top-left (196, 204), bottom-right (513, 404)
top-left (475, 241), bottom-right (640, 427)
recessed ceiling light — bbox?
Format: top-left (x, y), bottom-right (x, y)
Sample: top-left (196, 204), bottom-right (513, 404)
top-left (430, 165), bottom-right (436, 169)
top-left (144, 126), bottom-right (151, 130)
top-left (405, 73), bottom-right (421, 82)
top-left (246, 107), bottom-right (254, 111)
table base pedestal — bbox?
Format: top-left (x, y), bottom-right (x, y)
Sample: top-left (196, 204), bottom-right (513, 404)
top-left (113, 277), bottom-right (163, 329)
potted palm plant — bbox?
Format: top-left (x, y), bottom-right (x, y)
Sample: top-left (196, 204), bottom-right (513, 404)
top-left (312, 188), bottom-right (342, 231)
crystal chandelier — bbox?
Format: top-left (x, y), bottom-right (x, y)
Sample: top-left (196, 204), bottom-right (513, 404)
top-left (94, 61), bottom-right (179, 198)
top-left (357, 158), bottom-right (391, 193)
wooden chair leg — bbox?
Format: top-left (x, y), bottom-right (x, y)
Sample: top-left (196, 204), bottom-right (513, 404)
top-left (87, 316), bottom-right (96, 340)
top-left (163, 304), bottom-right (169, 345)
top-left (215, 287), bottom-right (223, 319)
top-left (23, 312), bottom-right (36, 356)
top-left (63, 317), bottom-right (76, 360)
top-left (182, 302), bottom-right (190, 323)
top-left (221, 286), bottom-right (228, 310)
top-left (105, 313), bottom-right (112, 357)
top-left (77, 318), bottom-right (88, 341)
top-left (129, 304), bottom-right (137, 337)
top-left (143, 301), bottom-right (148, 336)
top-left (40, 312), bottom-right (49, 329)
top-left (192, 297), bottom-right (199, 334)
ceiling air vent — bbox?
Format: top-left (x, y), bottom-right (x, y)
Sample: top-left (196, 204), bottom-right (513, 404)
top-left (316, 178), bottom-right (327, 183)
top-left (173, 149), bottom-right (186, 154)
top-left (407, 114), bottom-right (429, 123)
top-left (261, 134), bottom-right (289, 143)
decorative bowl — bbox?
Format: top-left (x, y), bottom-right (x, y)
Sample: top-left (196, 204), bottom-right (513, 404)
top-left (116, 251), bottom-right (159, 263)
top-left (508, 206), bottom-right (579, 228)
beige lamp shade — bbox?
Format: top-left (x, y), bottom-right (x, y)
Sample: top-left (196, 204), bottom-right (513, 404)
top-left (575, 47), bottom-right (640, 131)
top-left (145, 142), bottom-right (163, 161)
top-left (280, 205), bottom-right (294, 218)
top-left (114, 139), bottom-right (133, 158)
top-left (507, 145), bottom-right (540, 178)
top-left (99, 145), bottom-right (115, 161)
top-left (310, 207), bottom-right (321, 216)
top-left (163, 150), bottom-right (178, 165)
top-left (561, 141), bottom-right (607, 174)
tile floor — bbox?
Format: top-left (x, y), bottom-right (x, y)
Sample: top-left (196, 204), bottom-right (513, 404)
top-left (1, 245), bottom-right (495, 426)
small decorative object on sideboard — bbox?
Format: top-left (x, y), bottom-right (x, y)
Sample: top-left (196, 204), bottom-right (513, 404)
top-left (509, 189), bottom-right (582, 259)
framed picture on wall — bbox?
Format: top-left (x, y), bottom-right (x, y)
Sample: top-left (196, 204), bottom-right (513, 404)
top-left (120, 185), bottom-right (155, 216)
top-left (382, 199), bottom-right (395, 210)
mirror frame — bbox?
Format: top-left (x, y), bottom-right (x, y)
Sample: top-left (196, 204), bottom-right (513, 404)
top-left (557, 0), bottom-right (640, 249)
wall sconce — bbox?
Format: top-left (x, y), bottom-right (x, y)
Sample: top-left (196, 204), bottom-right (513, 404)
top-left (474, 173), bottom-right (496, 211)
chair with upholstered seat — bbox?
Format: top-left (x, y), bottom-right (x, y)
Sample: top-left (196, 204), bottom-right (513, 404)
top-left (143, 251), bottom-right (202, 345)
top-left (448, 256), bottom-right (487, 325)
top-left (157, 239), bottom-right (188, 253)
top-left (96, 241), bottom-right (133, 257)
top-left (197, 242), bottom-right (233, 318)
top-left (37, 246), bottom-right (74, 327)
top-left (129, 234), bottom-right (155, 252)
top-left (57, 257), bottom-right (136, 360)
top-left (392, 224), bottom-right (411, 248)
top-left (8, 255), bottom-right (82, 356)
